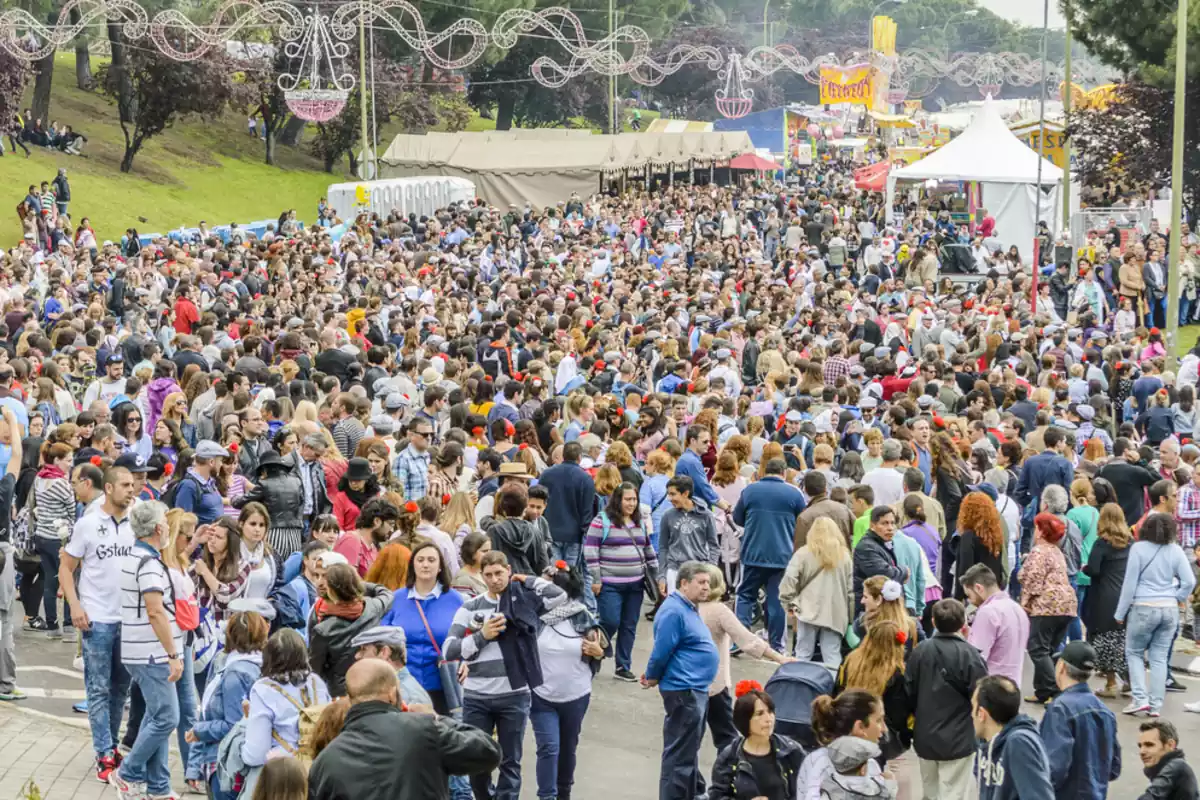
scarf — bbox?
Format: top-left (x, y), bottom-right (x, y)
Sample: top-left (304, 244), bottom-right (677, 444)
top-left (317, 599), bottom-right (364, 622)
top-left (340, 478), bottom-right (379, 510)
top-left (540, 599), bottom-right (587, 626)
top-left (37, 463), bottom-right (66, 480)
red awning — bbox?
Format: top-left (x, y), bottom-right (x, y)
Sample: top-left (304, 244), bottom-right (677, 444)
top-left (854, 160), bottom-right (891, 191)
top-left (730, 153), bottom-right (782, 172)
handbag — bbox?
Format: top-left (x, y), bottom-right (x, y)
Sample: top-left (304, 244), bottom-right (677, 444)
top-left (415, 595), bottom-right (463, 715)
top-left (600, 511), bottom-right (662, 605)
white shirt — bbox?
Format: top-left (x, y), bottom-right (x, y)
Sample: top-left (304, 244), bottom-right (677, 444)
top-left (862, 466), bottom-right (905, 508)
top-left (534, 619), bottom-right (593, 703)
top-left (119, 546), bottom-right (182, 665)
top-left (65, 511), bottom-right (135, 624)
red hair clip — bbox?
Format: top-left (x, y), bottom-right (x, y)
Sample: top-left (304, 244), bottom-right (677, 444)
top-left (585, 320), bottom-right (594, 329)
top-left (686, 382), bottom-right (695, 392)
top-left (594, 360), bottom-right (606, 371)
top-left (895, 630), bottom-right (908, 645)
top-left (404, 501), bottom-right (419, 513)
top-left (228, 442), bottom-right (239, 453)
top-left (734, 679), bottom-right (763, 699)
top-left (518, 443), bottom-right (528, 451)
top-left (472, 426), bottom-right (484, 436)
top-left (89, 455), bottom-right (102, 467)
top-left (513, 372), bottom-right (524, 382)
top-left (554, 559), bottom-right (568, 571)
top-left (504, 421), bottom-right (515, 437)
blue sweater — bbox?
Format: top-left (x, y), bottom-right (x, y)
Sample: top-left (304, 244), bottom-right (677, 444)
top-left (1115, 541), bottom-right (1196, 622)
top-left (1039, 683), bottom-right (1121, 800)
top-left (380, 587), bottom-right (465, 692)
top-left (732, 476), bottom-right (807, 569)
top-left (676, 449), bottom-right (719, 507)
top-left (644, 592), bottom-right (718, 692)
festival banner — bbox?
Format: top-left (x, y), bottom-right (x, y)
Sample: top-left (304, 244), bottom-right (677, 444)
top-left (820, 64), bottom-right (875, 106)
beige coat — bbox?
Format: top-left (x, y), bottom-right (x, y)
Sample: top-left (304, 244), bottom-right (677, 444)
top-left (779, 547), bottom-right (854, 635)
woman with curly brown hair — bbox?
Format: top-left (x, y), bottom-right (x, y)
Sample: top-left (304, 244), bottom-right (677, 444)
top-left (952, 492), bottom-right (1007, 602)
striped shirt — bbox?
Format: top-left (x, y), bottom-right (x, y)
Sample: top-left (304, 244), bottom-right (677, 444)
top-left (584, 513), bottom-right (659, 586)
top-left (119, 544), bottom-right (183, 665)
top-left (442, 576), bottom-right (567, 697)
top-left (32, 475), bottom-right (76, 541)
top-left (331, 416), bottom-right (365, 460)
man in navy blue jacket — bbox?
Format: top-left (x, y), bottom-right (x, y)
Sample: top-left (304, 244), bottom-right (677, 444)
top-left (732, 457), bottom-right (806, 652)
top-left (1013, 426), bottom-right (1073, 552)
top-left (537, 441), bottom-right (597, 610)
top-left (1039, 641), bottom-right (1120, 800)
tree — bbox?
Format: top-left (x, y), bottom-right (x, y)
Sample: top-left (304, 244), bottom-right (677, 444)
top-left (30, 10), bottom-right (54, 126)
top-left (310, 92), bottom-right (361, 174)
top-left (1065, 0), bottom-right (1179, 84)
top-left (68, 6), bottom-right (91, 89)
top-left (1067, 81), bottom-right (1200, 214)
top-left (0, 50), bottom-right (30, 125)
top-left (232, 44), bottom-right (289, 165)
top-left (96, 47), bottom-right (234, 173)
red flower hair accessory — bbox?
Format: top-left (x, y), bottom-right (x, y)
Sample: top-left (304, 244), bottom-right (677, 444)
top-left (594, 360), bottom-right (606, 371)
top-left (734, 680), bottom-right (763, 699)
top-left (513, 372), bottom-right (524, 382)
top-left (585, 320), bottom-right (594, 329)
top-left (504, 421), bottom-right (515, 437)
top-left (404, 501), bottom-right (419, 513)
top-left (89, 455), bottom-right (102, 466)
top-left (472, 426), bottom-right (484, 436)
top-left (228, 442), bottom-right (239, 453)
top-left (895, 630), bottom-right (908, 645)
top-left (441, 493), bottom-right (451, 505)
top-left (518, 443), bottom-right (528, 451)
top-left (686, 382), bottom-right (695, 392)
top-left (554, 559), bottom-right (568, 571)
top-left (163, 462), bottom-right (175, 476)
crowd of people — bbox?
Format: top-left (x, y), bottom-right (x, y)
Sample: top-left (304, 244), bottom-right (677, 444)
top-left (0, 152), bottom-right (1198, 800)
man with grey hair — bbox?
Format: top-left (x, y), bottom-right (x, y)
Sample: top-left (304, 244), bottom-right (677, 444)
top-left (351, 626), bottom-right (432, 708)
top-left (863, 439), bottom-right (905, 506)
top-left (109, 500), bottom-right (183, 800)
top-left (288, 432), bottom-right (332, 531)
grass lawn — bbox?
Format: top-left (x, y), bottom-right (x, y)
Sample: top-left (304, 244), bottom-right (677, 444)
top-left (1177, 325), bottom-right (1199, 357)
top-left (3, 53), bottom-right (660, 245)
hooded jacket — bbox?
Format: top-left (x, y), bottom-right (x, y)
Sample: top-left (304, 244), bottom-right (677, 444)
top-left (485, 517), bottom-right (551, 577)
top-left (145, 376), bottom-right (181, 434)
top-left (977, 714), bottom-right (1055, 800)
top-left (308, 701), bottom-right (501, 800)
top-left (309, 583), bottom-right (393, 697)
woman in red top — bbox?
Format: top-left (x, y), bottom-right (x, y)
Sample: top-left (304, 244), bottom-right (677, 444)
top-left (174, 285), bottom-right (200, 335)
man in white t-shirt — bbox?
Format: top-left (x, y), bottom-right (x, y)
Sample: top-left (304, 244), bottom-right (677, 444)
top-left (110, 500), bottom-right (182, 800)
top-left (862, 439), bottom-right (907, 508)
top-left (60, 466), bottom-right (137, 784)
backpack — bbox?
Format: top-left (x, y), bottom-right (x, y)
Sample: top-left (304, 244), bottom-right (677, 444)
top-left (12, 485), bottom-right (36, 564)
top-left (263, 678), bottom-right (328, 768)
top-left (160, 473), bottom-right (203, 508)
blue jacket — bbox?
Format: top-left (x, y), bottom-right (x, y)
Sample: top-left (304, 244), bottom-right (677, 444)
top-left (977, 714), bottom-right (1054, 800)
top-left (381, 587), bottom-right (465, 692)
top-left (676, 449), bottom-right (719, 507)
top-left (732, 476), bottom-right (807, 569)
top-left (174, 471), bottom-right (225, 525)
top-left (1013, 452), bottom-right (1073, 533)
top-left (644, 591), bottom-right (718, 692)
top-left (538, 461), bottom-right (597, 545)
top-left (1038, 683), bottom-right (1121, 800)
top-left (192, 653), bottom-right (262, 768)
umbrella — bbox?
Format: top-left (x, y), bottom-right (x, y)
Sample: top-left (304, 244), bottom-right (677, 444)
top-left (730, 153), bottom-right (783, 172)
top-left (854, 160), bottom-right (891, 192)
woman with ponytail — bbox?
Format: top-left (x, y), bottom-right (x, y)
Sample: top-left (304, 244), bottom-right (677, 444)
top-left (835, 619), bottom-right (913, 763)
top-left (708, 682), bottom-right (805, 800)
top-left (796, 689), bottom-right (892, 800)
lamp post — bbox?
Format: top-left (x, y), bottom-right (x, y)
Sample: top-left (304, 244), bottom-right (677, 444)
top-left (764, 0), bottom-right (771, 48)
top-left (1166, 0), bottom-right (1189, 348)
top-left (940, 9), bottom-right (979, 57)
top-left (1061, 2), bottom-right (1072, 232)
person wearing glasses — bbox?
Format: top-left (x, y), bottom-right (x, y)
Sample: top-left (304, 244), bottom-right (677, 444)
top-left (393, 420), bottom-right (433, 501)
top-left (113, 403), bottom-right (151, 461)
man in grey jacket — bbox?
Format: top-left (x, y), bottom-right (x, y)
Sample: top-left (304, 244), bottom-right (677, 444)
top-left (657, 476), bottom-right (719, 596)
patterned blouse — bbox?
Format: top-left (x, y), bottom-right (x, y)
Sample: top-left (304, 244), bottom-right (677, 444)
top-left (1019, 542), bottom-right (1079, 617)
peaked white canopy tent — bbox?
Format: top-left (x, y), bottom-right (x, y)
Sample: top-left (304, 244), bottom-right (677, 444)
top-left (886, 99), bottom-right (1066, 261)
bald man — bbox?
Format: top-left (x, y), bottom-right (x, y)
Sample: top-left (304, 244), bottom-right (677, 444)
top-left (309, 659), bottom-right (500, 800)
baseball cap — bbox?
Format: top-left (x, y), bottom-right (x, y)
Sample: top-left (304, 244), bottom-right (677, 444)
top-left (113, 452), bottom-right (150, 473)
top-left (1059, 641), bottom-right (1097, 672)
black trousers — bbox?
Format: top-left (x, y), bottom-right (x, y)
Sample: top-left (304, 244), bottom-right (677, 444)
top-left (706, 689), bottom-right (738, 754)
top-left (1029, 615), bottom-right (1072, 701)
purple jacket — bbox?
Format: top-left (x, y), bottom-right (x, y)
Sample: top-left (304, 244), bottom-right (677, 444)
top-left (146, 377), bottom-right (181, 434)
top-left (901, 520), bottom-right (940, 578)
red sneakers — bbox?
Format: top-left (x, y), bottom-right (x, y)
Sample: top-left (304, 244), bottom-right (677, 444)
top-left (96, 754), bottom-right (118, 784)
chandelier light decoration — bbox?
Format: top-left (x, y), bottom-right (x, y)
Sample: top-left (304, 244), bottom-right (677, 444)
top-left (0, 0), bottom-right (1121, 113)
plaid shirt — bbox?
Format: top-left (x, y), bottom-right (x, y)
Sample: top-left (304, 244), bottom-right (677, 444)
top-left (1177, 482), bottom-right (1200, 548)
top-left (392, 446), bottom-right (431, 501)
top-left (823, 355), bottom-right (851, 385)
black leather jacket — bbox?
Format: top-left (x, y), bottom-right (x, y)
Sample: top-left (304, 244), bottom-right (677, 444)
top-left (1141, 750), bottom-right (1199, 800)
top-left (233, 469), bottom-right (304, 530)
top-left (709, 734), bottom-right (805, 800)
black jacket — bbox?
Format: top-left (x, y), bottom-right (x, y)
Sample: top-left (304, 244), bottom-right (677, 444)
top-left (708, 734), bottom-right (805, 800)
top-left (308, 700), bottom-right (501, 800)
top-left (1139, 750), bottom-right (1199, 800)
top-left (953, 530), bottom-right (1007, 602)
top-left (315, 347), bottom-right (357, 387)
top-left (233, 466), bottom-right (304, 531)
top-left (1082, 538), bottom-right (1129, 635)
top-left (905, 632), bottom-right (988, 761)
top-left (852, 531), bottom-right (905, 611)
top-left (741, 339), bottom-right (761, 386)
top-left (308, 583), bottom-right (393, 697)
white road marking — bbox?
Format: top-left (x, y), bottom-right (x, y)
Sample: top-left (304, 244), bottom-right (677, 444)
top-left (15, 665), bottom-right (85, 679)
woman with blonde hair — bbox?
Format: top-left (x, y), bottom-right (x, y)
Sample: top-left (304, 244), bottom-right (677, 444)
top-left (563, 393), bottom-right (595, 443)
top-left (1082, 503), bottom-right (1132, 697)
top-left (439, 492), bottom-right (476, 547)
top-left (757, 442), bottom-right (788, 479)
top-left (638, 449), bottom-right (674, 549)
top-left (604, 440), bottom-right (641, 491)
top-left (835, 618), bottom-right (911, 761)
top-left (593, 463), bottom-right (621, 513)
top-left (861, 428), bottom-right (885, 473)
top-left (780, 517), bottom-right (852, 667)
top-left (161, 390), bottom-right (198, 448)
top-left (292, 400), bottom-right (320, 427)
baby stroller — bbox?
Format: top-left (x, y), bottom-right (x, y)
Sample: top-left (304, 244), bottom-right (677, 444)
top-left (764, 660), bottom-right (835, 751)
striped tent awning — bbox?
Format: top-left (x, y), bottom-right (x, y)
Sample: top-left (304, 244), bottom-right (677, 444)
top-left (646, 118), bottom-right (714, 133)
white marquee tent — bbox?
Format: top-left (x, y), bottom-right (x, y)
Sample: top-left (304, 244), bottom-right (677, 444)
top-left (886, 99), bottom-right (1066, 261)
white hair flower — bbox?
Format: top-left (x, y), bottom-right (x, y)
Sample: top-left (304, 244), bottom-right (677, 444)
top-left (881, 579), bottom-right (904, 603)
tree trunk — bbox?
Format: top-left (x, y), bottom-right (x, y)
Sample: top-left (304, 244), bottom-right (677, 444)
top-left (347, 150), bottom-right (359, 176)
top-left (264, 128), bottom-right (275, 165)
top-left (69, 6), bottom-right (91, 89)
top-left (278, 115), bottom-right (306, 147)
top-left (120, 127), bottom-right (138, 173)
top-left (495, 94), bottom-right (515, 131)
top-left (31, 51), bottom-right (53, 125)
top-left (107, 20), bottom-right (136, 124)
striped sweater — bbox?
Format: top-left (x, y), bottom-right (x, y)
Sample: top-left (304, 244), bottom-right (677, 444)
top-left (442, 576), bottom-right (567, 697)
top-left (583, 513), bottom-right (660, 586)
top-left (33, 475), bottom-right (77, 541)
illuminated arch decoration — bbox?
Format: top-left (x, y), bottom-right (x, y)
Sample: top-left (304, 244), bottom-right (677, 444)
top-left (715, 51), bottom-right (753, 119)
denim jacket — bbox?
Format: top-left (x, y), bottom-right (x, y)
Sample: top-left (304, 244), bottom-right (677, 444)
top-left (1038, 683), bottom-right (1121, 800)
top-left (192, 653), bottom-right (262, 768)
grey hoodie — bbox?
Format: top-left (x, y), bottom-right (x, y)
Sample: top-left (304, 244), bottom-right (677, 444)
top-left (819, 737), bottom-right (895, 800)
top-left (657, 500), bottom-right (719, 573)
top-left (485, 517), bottom-right (551, 577)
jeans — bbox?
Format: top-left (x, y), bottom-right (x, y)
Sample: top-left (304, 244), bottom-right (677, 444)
top-left (736, 565), bottom-right (785, 652)
top-left (125, 646), bottom-right (198, 778)
top-left (33, 536), bottom-right (70, 629)
top-left (1146, 296), bottom-right (1167, 329)
top-left (1062, 582), bottom-right (1085, 646)
top-left (118, 662), bottom-right (179, 797)
top-left (530, 692), bottom-right (591, 800)
top-left (1126, 604), bottom-right (1179, 712)
top-left (1028, 615), bottom-right (1071, 701)
top-left (706, 689), bottom-right (738, 754)
top-left (1182, 296), bottom-right (1194, 326)
top-left (659, 689), bottom-right (707, 800)
top-left (463, 691), bottom-right (532, 800)
top-left (81, 621), bottom-right (132, 756)
top-left (552, 543), bottom-right (595, 614)
top-left (794, 621), bottom-right (844, 668)
top-left (597, 582), bottom-right (642, 671)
